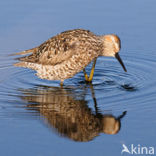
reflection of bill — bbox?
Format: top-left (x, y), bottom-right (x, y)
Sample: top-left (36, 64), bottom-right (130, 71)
top-left (19, 84), bottom-right (127, 142)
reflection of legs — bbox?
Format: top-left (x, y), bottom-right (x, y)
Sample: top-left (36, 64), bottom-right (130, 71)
top-left (83, 58), bottom-right (97, 82)
top-left (89, 83), bottom-right (99, 115)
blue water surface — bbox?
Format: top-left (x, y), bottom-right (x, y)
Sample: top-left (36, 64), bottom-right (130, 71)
top-left (0, 0), bottom-right (156, 156)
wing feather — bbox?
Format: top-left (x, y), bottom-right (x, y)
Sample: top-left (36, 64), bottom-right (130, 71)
top-left (14, 29), bottom-right (101, 67)
top-left (17, 33), bottom-right (81, 65)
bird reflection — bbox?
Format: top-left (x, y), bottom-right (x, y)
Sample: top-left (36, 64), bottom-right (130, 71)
top-left (19, 84), bottom-right (126, 142)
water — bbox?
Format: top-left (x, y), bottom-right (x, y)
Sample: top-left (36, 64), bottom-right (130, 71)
top-left (0, 0), bottom-right (156, 155)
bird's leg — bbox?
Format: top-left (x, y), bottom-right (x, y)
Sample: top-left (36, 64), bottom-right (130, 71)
top-left (83, 58), bottom-right (97, 82)
top-left (83, 69), bottom-right (89, 81)
top-left (88, 58), bottom-right (97, 82)
top-left (60, 81), bottom-right (64, 87)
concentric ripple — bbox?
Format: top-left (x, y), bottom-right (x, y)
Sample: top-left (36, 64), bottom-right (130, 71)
top-left (80, 52), bottom-right (156, 111)
top-left (0, 51), bottom-right (156, 114)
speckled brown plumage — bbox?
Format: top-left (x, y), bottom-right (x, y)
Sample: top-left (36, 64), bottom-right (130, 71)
top-left (14, 29), bottom-right (125, 82)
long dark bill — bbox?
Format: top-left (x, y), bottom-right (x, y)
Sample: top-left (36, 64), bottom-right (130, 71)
top-left (115, 53), bottom-right (127, 72)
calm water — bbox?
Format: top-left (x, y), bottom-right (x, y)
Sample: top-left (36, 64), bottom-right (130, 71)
top-left (0, 0), bottom-right (156, 156)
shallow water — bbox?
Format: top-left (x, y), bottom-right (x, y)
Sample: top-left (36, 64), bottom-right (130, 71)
top-left (0, 0), bottom-right (156, 156)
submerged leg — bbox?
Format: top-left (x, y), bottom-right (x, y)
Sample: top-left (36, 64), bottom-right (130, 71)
top-left (83, 58), bottom-right (97, 82)
top-left (83, 69), bottom-right (89, 81)
top-left (60, 81), bottom-right (64, 87)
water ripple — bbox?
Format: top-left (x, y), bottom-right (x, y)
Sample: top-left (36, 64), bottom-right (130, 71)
top-left (0, 51), bottom-right (156, 113)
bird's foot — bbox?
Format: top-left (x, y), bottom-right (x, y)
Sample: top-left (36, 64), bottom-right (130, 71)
top-left (60, 81), bottom-right (64, 87)
top-left (83, 58), bottom-right (97, 83)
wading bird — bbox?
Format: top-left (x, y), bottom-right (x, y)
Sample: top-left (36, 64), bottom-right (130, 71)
top-left (14, 29), bottom-right (127, 85)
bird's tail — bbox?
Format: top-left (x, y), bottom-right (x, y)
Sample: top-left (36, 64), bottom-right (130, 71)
top-left (10, 47), bottom-right (37, 56)
top-left (14, 61), bottom-right (39, 70)
top-left (12, 47), bottom-right (39, 70)
top-left (14, 61), bottom-right (28, 67)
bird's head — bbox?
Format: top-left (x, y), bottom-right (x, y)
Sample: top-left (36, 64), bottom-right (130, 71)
top-left (102, 116), bottom-right (120, 135)
top-left (101, 34), bottom-right (127, 72)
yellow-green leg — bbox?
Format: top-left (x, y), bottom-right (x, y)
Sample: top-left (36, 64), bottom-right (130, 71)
top-left (60, 81), bottom-right (64, 87)
top-left (83, 58), bottom-right (97, 82)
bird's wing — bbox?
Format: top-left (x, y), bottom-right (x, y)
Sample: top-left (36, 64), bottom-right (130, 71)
top-left (15, 29), bottom-right (101, 69)
top-left (17, 35), bottom-right (81, 65)
top-left (11, 48), bottom-right (37, 56)
top-left (37, 37), bottom-right (81, 65)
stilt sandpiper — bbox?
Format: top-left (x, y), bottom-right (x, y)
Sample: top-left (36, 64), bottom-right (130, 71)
top-left (14, 29), bottom-right (127, 85)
